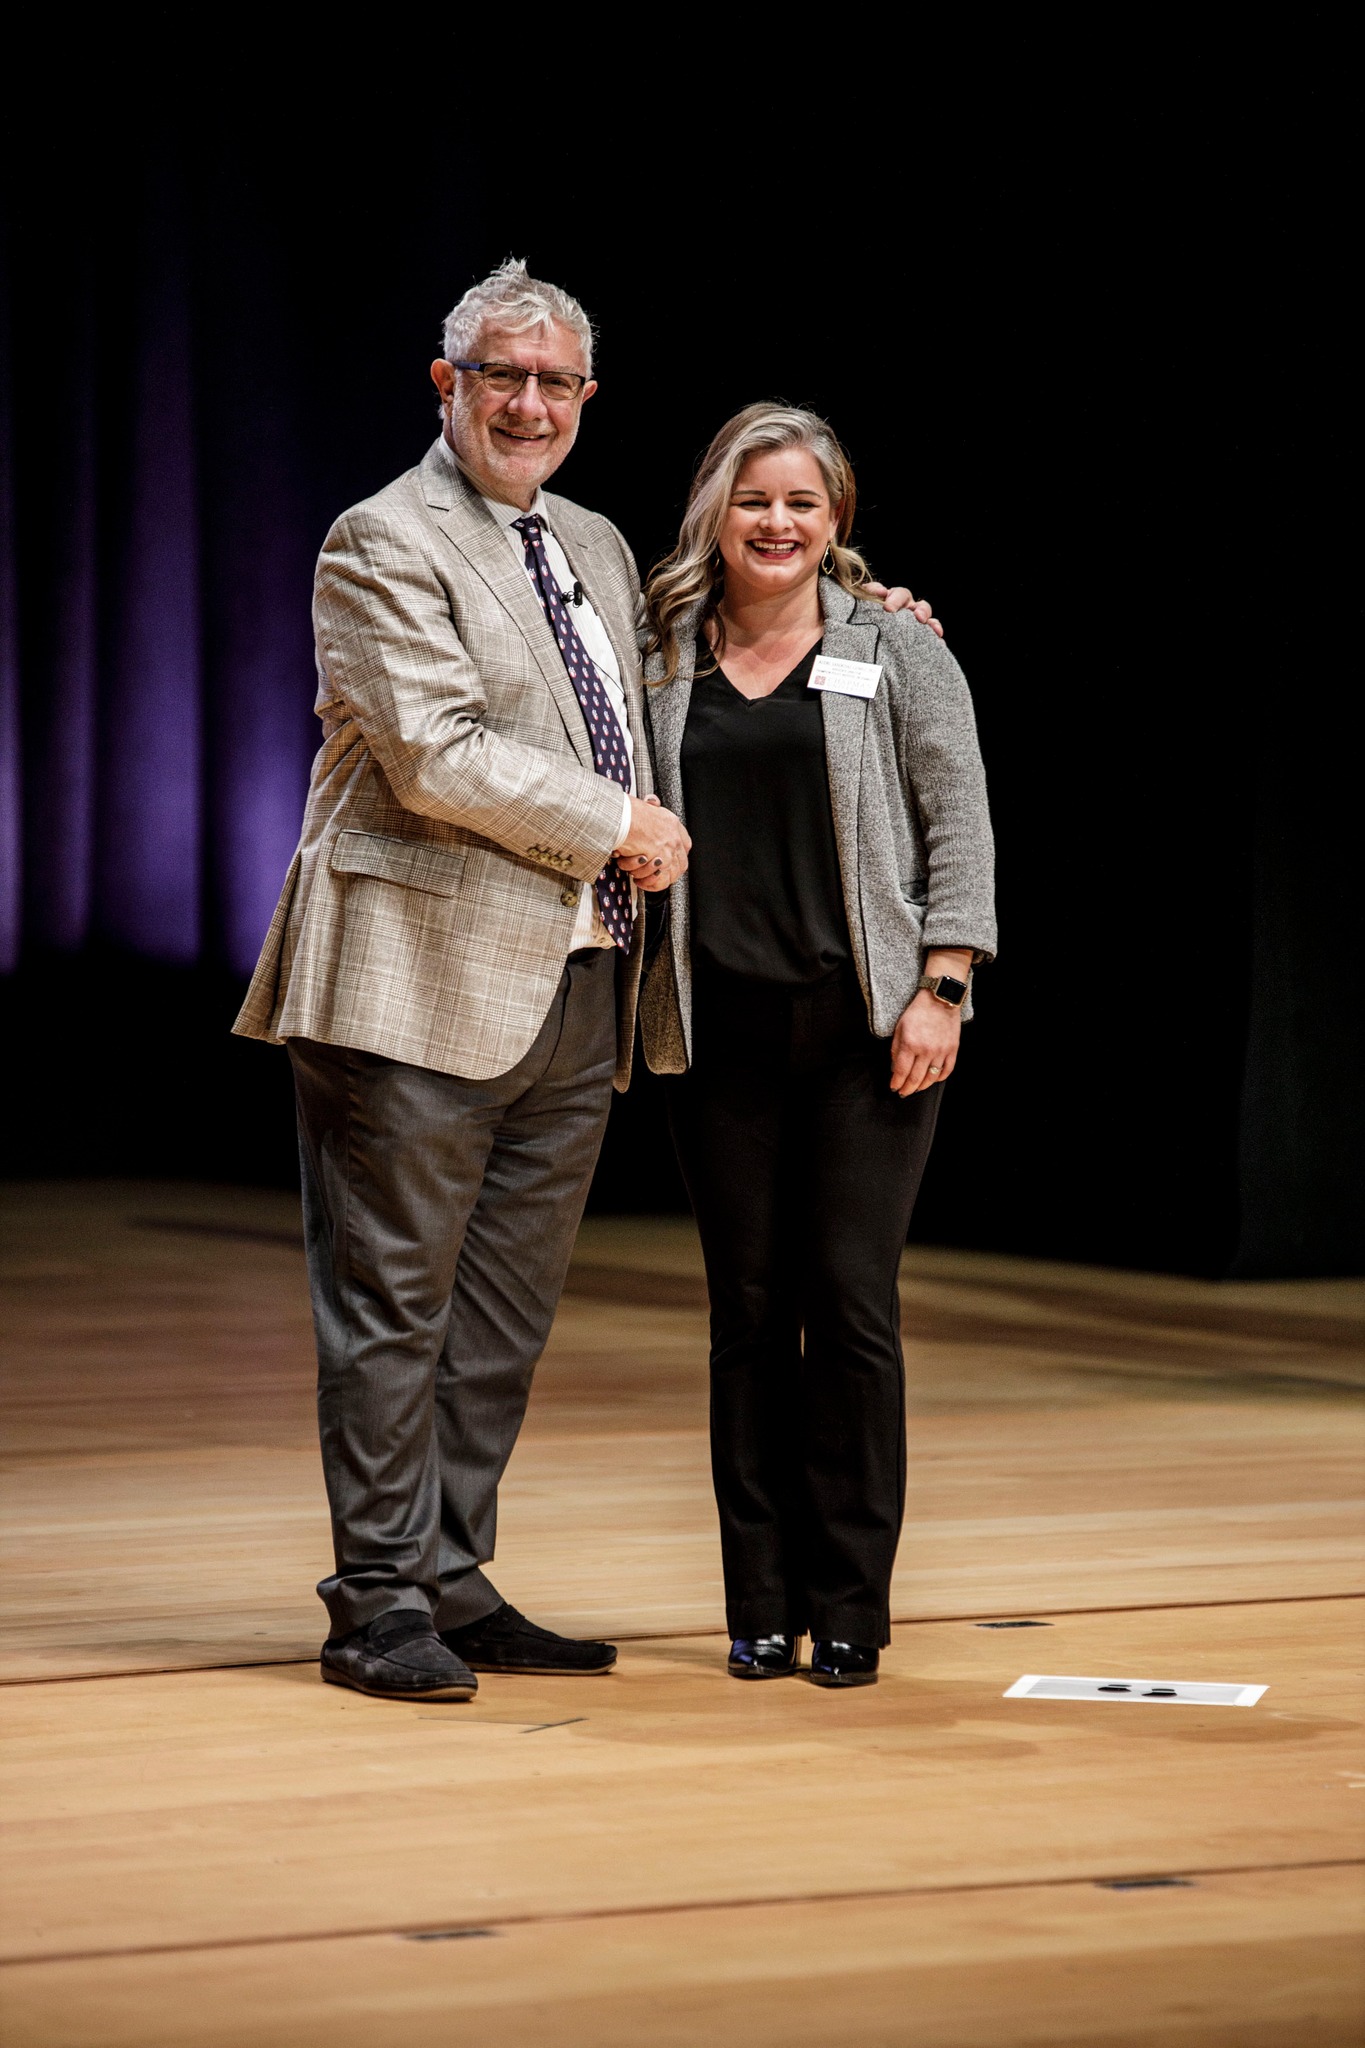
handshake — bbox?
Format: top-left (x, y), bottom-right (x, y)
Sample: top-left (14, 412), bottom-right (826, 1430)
top-left (613, 795), bottom-right (691, 893)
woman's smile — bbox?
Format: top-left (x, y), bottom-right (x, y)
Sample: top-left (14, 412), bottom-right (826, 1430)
top-left (717, 447), bottom-right (838, 601)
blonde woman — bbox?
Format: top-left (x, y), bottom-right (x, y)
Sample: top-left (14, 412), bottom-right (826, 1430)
top-left (622, 405), bottom-right (996, 1688)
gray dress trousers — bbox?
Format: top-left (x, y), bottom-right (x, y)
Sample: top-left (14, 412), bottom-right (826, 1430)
top-left (289, 945), bottom-right (617, 1639)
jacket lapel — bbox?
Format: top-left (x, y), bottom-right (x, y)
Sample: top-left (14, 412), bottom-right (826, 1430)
top-left (816, 581), bottom-right (882, 992)
top-left (640, 610), bottom-right (700, 1061)
top-left (419, 442), bottom-right (596, 770)
top-left (641, 600), bottom-right (701, 821)
top-left (818, 579), bottom-right (879, 852)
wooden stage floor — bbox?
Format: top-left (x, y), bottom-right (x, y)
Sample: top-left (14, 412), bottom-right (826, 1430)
top-left (1, 1181), bottom-right (1362, 2045)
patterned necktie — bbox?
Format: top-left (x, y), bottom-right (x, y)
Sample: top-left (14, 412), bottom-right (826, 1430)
top-left (512, 514), bottom-right (633, 949)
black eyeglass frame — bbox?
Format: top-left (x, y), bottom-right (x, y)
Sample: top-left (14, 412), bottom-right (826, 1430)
top-left (451, 360), bottom-right (590, 401)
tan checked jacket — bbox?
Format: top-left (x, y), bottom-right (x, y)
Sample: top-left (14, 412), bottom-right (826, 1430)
top-left (233, 438), bottom-right (652, 1087)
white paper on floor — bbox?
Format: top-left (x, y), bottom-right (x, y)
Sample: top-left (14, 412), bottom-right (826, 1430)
top-left (1004, 1674), bottom-right (1267, 1707)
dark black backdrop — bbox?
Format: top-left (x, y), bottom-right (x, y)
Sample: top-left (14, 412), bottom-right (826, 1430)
top-left (1, 29), bottom-right (1356, 1275)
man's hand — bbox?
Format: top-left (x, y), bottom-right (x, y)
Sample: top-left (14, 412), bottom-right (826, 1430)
top-left (614, 794), bottom-right (691, 893)
top-left (865, 582), bottom-right (945, 639)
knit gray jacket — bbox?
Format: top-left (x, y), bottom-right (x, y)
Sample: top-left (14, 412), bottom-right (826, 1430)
top-left (638, 577), bottom-right (996, 1073)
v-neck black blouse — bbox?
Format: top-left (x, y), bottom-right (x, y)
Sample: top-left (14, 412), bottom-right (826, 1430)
top-left (680, 634), bottom-right (852, 985)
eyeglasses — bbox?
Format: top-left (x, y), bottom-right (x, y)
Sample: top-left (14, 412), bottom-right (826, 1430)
top-left (452, 360), bottom-right (589, 403)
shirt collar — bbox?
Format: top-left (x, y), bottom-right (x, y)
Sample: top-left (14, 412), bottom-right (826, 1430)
top-left (466, 476), bottom-right (550, 532)
top-left (485, 487), bottom-right (548, 532)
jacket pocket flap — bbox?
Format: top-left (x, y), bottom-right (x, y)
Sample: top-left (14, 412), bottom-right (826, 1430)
top-left (330, 830), bottom-right (464, 896)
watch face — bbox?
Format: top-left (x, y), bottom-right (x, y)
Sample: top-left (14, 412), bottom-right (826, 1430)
top-left (936, 976), bottom-right (969, 1006)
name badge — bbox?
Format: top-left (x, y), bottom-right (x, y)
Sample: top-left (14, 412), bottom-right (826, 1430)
top-left (808, 654), bottom-right (882, 699)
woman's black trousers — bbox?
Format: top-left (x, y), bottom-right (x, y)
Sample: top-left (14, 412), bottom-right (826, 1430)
top-left (666, 964), bottom-right (940, 1649)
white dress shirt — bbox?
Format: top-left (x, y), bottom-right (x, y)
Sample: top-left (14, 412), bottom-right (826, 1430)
top-left (480, 488), bottom-right (635, 950)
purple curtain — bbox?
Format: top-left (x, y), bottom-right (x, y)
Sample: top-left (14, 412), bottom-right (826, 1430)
top-left (98, 170), bottom-right (204, 961)
top-left (3, 141), bottom-right (319, 977)
top-left (0, 237), bottom-right (20, 972)
top-left (28, 299), bottom-right (97, 954)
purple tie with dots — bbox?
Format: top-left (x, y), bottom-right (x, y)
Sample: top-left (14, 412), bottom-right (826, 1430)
top-left (512, 514), bottom-right (633, 950)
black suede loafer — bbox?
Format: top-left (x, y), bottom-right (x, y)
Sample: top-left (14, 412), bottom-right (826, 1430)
top-left (321, 1611), bottom-right (477, 1701)
top-left (441, 1603), bottom-right (616, 1675)
top-left (809, 1640), bottom-right (879, 1688)
top-left (727, 1634), bottom-right (800, 1679)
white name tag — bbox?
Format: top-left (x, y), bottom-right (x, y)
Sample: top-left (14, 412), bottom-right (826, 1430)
top-left (808, 654), bottom-right (882, 699)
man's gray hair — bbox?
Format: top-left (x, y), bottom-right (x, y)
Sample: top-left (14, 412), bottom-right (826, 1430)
top-left (442, 258), bottom-right (595, 374)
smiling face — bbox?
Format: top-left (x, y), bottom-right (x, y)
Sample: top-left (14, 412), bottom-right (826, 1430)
top-left (716, 447), bottom-right (840, 603)
top-left (430, 319), bottom-right (597, 509)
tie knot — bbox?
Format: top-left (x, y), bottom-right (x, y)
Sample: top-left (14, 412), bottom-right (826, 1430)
top-left (511, 515), bottom-right (541, 541)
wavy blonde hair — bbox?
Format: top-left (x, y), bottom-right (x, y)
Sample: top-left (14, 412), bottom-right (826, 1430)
top-left (642, 403), bottom-right (875, 683)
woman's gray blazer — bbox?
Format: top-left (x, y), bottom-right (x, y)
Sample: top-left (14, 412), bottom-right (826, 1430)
top-left (638, 577), bottom-right (996, 1073)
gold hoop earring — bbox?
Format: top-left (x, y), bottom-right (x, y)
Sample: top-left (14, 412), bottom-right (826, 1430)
top-left (822, 544), bottom-right (836, 575)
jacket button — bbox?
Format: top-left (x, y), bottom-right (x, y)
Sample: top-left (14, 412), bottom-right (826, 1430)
top-left (560, 887), bottom-right (579, 907)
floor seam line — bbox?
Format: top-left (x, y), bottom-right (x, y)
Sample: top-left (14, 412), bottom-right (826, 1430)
top-left (3, 1589), bottom-right (1362, 1686)
top-left (4, 1858), bottom-right (1360, 1970)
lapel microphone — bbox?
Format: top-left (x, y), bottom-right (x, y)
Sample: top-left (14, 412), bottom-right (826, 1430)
top-left (570, 580), bottom-right (584, 607)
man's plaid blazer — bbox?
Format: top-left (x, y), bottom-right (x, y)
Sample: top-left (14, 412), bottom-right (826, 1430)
top-left (234, 438), bottom-right (651, 1088)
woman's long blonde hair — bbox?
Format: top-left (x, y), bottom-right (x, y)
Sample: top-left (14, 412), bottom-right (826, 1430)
top-left (642, 403), bottom-right (876, 684)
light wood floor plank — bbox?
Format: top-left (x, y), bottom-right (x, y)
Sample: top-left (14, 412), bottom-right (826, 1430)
top-left (1, 1603), bottom-right (1360, 1964)
top-left (3, 1185), bottom-right (1362, 1682)
top-left (3, 1866), bottom-right (1363, 2048)
top-left (2, 1183), bottom-right (1362, 2044)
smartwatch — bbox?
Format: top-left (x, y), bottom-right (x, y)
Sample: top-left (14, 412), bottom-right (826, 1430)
top-left (918, 972), bottom-right (971, 1009)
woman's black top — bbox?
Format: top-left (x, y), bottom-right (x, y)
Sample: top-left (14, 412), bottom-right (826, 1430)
top-left (681, 634), bottom-right (852, 984)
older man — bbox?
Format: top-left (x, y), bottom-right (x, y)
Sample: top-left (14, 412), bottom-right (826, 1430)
top-left (238, 260), bottom-right (931, 1702)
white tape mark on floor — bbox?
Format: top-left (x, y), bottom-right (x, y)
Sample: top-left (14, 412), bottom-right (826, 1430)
top-left (1004, 1674), bottom-right (1267, 1706)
